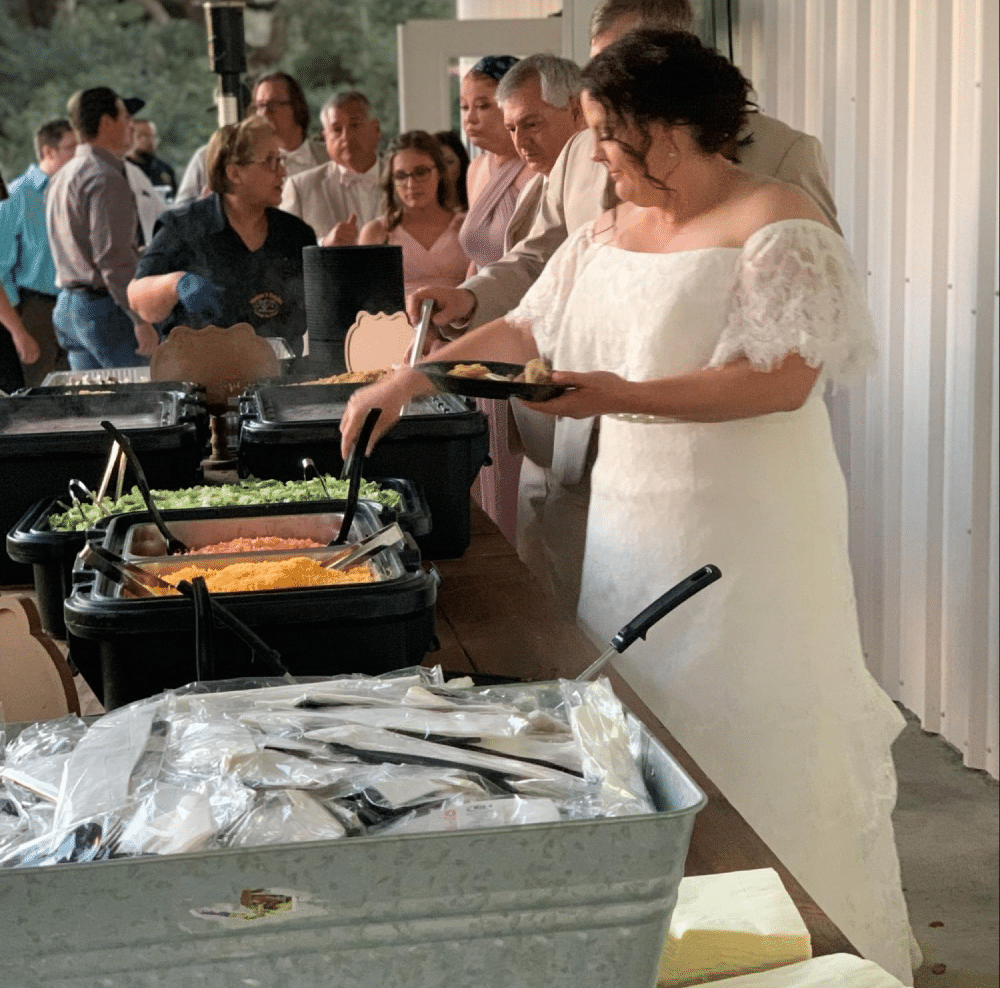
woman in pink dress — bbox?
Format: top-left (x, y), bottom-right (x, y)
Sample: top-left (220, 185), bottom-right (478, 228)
top-left (457, 56), bottom-right (534, 545)
top-left (358, 131), bottom-right (468, 297)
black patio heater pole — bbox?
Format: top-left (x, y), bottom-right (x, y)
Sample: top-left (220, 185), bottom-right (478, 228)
top-left (204, 1), bottom-right (248, 127)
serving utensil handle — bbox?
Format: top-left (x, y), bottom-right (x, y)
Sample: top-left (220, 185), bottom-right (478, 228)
top-left (575, 564), bottom-right (721, 681)
top-left (410, 299), bottom-right (435, 367)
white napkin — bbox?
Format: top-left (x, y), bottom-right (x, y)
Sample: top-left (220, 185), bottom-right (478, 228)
top-left (658, 868), bottom-right (812, 986)
top-left (674, 954), bottom-right (909, 988)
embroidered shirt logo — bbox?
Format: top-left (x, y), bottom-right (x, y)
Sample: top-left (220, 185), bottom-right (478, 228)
top-left (250, 291), bottom-right (282, 320)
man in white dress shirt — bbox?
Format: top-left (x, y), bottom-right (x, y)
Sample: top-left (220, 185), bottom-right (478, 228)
top-left (279, 91), bottom-right (382, 245)
top-left (252, 72), bottom-right (327, 176)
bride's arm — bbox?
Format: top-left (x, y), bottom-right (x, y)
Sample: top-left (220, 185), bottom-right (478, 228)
top-left (339, 316), bottom-right (538, 457)
top-left (532, 353), bottom-right (821, 422)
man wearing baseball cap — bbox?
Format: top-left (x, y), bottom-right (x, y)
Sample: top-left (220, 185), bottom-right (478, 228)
top-left (45, 86), bottom-right (158, 368)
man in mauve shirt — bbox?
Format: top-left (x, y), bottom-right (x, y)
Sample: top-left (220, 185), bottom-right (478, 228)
top-left (45, 86), bottom-right (159, 369)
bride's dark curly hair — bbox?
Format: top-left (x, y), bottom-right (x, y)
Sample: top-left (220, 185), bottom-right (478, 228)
top-left (581, 30), bottom-right (755, 184)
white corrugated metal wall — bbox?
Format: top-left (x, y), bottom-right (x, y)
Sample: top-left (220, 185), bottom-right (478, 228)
top-left (733, 0), bottom-right (999, 778)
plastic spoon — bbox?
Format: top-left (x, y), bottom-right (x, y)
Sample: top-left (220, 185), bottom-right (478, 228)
top-left (100, 420), bottom-right (188, 555)
top-left (575, 564), bottom-right (722, 681)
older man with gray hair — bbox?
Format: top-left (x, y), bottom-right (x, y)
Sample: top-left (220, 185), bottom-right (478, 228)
top-left (495, 53), bottom-right (585, 251)
top-left (279, 90), bottom-right (382, 245)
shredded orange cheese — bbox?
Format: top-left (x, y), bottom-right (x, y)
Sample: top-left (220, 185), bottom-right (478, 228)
top-left (150, 556), bottom-right (376, 594)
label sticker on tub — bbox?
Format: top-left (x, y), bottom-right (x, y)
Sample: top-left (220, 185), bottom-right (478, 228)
top-left (191, 888), bottom-right (324, 926)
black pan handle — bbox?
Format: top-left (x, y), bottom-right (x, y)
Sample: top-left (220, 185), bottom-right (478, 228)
top-left (100, 420), bottom-right (188, 555)
top-left (611, 564), bottom-right (721, 653)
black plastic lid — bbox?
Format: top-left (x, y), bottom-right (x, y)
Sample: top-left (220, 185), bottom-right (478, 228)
top-left (0, 392), bottom-right (204, 456)
top-left (239, 385), bottom-right (486, 444)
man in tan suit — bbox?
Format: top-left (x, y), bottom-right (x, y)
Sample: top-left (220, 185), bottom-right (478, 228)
top-left (409, 0), bottom-right (841, 612)
top-left (279, 92), bottom-right (382, 245)
top-left (496, 54), bottom-right (586, 254)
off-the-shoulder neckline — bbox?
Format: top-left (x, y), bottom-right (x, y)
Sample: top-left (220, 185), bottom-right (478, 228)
top-left (587, 216), bottom-right (839, 257)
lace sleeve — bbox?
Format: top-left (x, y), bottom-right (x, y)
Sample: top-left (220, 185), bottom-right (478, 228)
top-left (505, 223), bottom-right (596, 356)
top-left (710, 219), bottom-right (877, 387)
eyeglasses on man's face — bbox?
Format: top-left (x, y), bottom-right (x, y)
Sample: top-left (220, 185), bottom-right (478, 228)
top-left (392, 165), bottom-right (435, 183)
top-left (254, 100), bottom-right (292, 114)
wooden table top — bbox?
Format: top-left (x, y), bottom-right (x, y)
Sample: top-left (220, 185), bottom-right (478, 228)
top-left (429, 505), bottom-right (859, 959)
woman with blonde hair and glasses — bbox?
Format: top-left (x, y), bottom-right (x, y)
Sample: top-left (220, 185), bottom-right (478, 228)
top-left (358, 131), bottom-right (468, 298)
top-left (128, 116), bottom-right (316, 356)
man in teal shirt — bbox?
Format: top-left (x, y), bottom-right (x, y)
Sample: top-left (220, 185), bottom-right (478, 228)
top-left (0, 119), bottom-right (77, 385)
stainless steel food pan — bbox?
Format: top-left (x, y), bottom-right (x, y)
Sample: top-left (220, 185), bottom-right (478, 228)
top-left (121, 510), bottom-right (366, 559)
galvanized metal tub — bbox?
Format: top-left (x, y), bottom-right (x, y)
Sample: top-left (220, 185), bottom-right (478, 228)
top-left (1, 700), bottom-right (704, 988)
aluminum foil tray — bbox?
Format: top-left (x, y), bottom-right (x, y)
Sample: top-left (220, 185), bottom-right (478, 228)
top-left (42, 366), bottom-right (151, 386)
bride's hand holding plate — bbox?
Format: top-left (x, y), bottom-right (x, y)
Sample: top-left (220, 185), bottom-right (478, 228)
top-left (519, 370), bottom-right (626, 418)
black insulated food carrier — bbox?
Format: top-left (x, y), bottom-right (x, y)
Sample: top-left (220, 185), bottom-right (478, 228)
top-left (237, 384), bottom-right (489, 559)
top-left (63, 500), bottom-right (438, 710)
top-left (0, 391), bottom-right (207, 585)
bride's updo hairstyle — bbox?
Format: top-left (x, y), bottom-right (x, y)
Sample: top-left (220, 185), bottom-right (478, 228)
top-left (581, 30), bottom-right (754, 172)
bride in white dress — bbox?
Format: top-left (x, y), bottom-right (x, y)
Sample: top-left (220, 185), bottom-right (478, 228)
top-left (341, 29), bottom-right (914, 981)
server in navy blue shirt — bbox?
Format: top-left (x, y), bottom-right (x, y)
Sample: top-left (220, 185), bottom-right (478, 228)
top-left (129, 116), bottom-right (315, 356)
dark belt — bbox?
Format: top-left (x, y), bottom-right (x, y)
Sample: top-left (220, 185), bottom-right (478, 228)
top-left (18, 287), bottom-right (58, 302)
top-left (65, 285), bottom-right (110, 298)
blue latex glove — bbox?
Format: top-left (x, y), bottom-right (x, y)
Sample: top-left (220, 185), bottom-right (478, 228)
top-left (176, 272), bottom-right (224, 326)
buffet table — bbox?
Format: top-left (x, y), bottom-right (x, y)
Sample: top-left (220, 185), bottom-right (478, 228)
top-left (430, 504), bottom-right (860, 959)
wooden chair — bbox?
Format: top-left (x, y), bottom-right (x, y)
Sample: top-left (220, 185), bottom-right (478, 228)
top-left (0, 594), bottom-right (80, 722)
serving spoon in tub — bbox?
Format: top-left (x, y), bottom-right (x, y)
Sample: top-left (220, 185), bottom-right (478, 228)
top-left (575, 564), bottom-right (722, 681)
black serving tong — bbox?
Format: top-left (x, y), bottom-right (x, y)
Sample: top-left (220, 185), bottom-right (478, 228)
top-left (174, 575), bottom-right (296, 684)
top-left (575, 564), bottom-right (722, 681)
top-left (100, 419), bottom-right (188, 555)
top-left (332, 407), bottom-right (381, 545)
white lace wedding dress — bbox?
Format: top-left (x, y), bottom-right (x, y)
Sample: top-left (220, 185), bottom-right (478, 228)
top-left (508, 219), bottom-right (914, 981)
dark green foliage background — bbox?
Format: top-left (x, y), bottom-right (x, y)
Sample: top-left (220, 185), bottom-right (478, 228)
top-left (0, 0), bottom-right (453, 182)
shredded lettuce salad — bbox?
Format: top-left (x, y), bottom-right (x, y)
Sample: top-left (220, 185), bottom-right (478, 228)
top-left (48, 477), bottom-right (402, 533)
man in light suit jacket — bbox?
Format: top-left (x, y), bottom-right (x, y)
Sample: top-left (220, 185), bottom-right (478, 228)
top-left (409, 0), bottom-right (841, 613)
top-left (279, 92), bottom-right (382, 245)
top-left (496, 54), bottom-right (586, 255)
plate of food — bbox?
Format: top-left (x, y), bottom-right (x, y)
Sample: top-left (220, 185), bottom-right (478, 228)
top-left (419, 359), bottom-right (567, 402)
